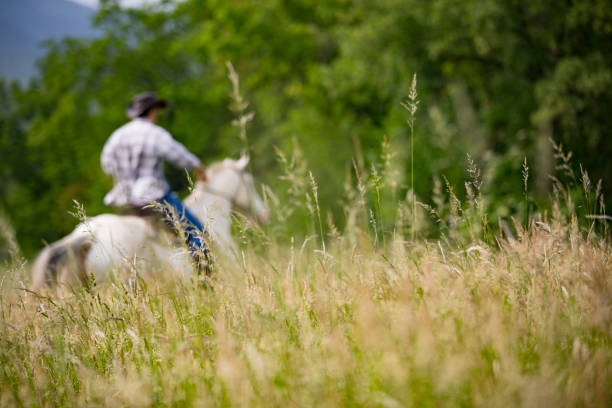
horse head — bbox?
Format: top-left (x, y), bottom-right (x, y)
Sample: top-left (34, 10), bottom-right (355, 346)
top-left (197, 156), bottom-right (269, 226)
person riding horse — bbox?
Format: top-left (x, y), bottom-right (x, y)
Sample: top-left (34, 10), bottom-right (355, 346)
top-left (101, 92), bottom-right (209, 267)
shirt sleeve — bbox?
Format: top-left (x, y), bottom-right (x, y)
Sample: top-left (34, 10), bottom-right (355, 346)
top-left (100, 134), bottom-right (117, 175)
top-left (155, 128), bottom-right (201, 170)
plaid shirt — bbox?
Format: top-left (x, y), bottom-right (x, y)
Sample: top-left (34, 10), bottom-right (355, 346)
top-left (101, 118), bottom-right (200, 207)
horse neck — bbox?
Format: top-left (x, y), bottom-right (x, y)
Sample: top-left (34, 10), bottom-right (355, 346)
top-left (185, 182), bottom-right (233, 225)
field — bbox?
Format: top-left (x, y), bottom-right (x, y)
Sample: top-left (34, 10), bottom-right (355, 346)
top-left (1, 0), bottom-right (611, 406)
top-left (1, 189), bottom-right (611, 407)
top-left (1, 73), bottom-right (611, 407)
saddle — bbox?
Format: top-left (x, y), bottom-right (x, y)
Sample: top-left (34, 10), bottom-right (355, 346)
top-left (120, 206), bottom-right (176, 239)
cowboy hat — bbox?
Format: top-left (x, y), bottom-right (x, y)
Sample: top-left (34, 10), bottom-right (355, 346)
top-left (126, 91), bottom-right (167, 118)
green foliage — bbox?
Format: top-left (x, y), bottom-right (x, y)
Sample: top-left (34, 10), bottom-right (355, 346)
top-left (0, 0), bottom-right (610, 256)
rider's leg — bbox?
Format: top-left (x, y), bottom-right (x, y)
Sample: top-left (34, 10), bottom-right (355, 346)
top-left (157, 191), bottom-right (209, 263)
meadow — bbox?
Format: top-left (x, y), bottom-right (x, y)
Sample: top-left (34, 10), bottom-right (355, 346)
top-left (1, 145), bottom-right (611, 407)
top-left (1, 0), bottom-right (611, 405)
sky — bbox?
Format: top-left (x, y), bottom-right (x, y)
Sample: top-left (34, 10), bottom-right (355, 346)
top-left (1, 0), bottom-right (97, 82)
top-left (0, 0), bottom-right (171, 82)
top-left (67, 0), bottom-right (157, 8)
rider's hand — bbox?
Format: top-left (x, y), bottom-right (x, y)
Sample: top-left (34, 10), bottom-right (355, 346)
top-left (194, 165), bottom-right (207, 182)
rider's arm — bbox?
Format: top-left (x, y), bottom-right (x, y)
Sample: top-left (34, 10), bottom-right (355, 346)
top-left (156, 129), bottom-right (201, 171)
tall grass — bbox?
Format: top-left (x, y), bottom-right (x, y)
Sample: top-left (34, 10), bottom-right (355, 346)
top-left (401, 73), bottom-right (419, 242)
top-left (1, 204), bottom-right (610, 407)
top-left (1, 75), bottom-right (611, 407)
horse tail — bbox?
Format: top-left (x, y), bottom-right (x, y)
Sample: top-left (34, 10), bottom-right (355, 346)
top-left (31, 231), bottom-right (92, 290)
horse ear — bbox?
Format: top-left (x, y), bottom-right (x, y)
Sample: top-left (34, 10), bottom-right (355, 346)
top-left (236, 155), bottom-right (250, 170)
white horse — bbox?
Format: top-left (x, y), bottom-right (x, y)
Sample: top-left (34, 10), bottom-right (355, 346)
top-left (31, 156), bottom-right (268, 289)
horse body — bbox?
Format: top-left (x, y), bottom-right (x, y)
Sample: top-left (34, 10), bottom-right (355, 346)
top-left (31, 157), bottom-right (267, 289)
top-left (185, 188), bottom-right (237, 256)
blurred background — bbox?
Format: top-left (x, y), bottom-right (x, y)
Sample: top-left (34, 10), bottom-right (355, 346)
top-left (1, 0), bottom-right (611, 257)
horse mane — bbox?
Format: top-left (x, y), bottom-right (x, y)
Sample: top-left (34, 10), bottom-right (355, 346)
top-left (206, 159), bottom-right (239, 177)
top-left (206, 159), bottom-right (231, 174)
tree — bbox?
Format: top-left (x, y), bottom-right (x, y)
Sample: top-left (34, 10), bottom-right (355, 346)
top-left (1, 0), bottom-right (610, 256)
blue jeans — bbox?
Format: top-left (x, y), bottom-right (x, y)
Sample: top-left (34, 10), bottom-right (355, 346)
top-left (157, 191), bottom-right (208, 259)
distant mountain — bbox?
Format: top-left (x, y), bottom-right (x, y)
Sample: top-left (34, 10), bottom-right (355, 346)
top-left (0, 0), bottom-right (97, 84)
